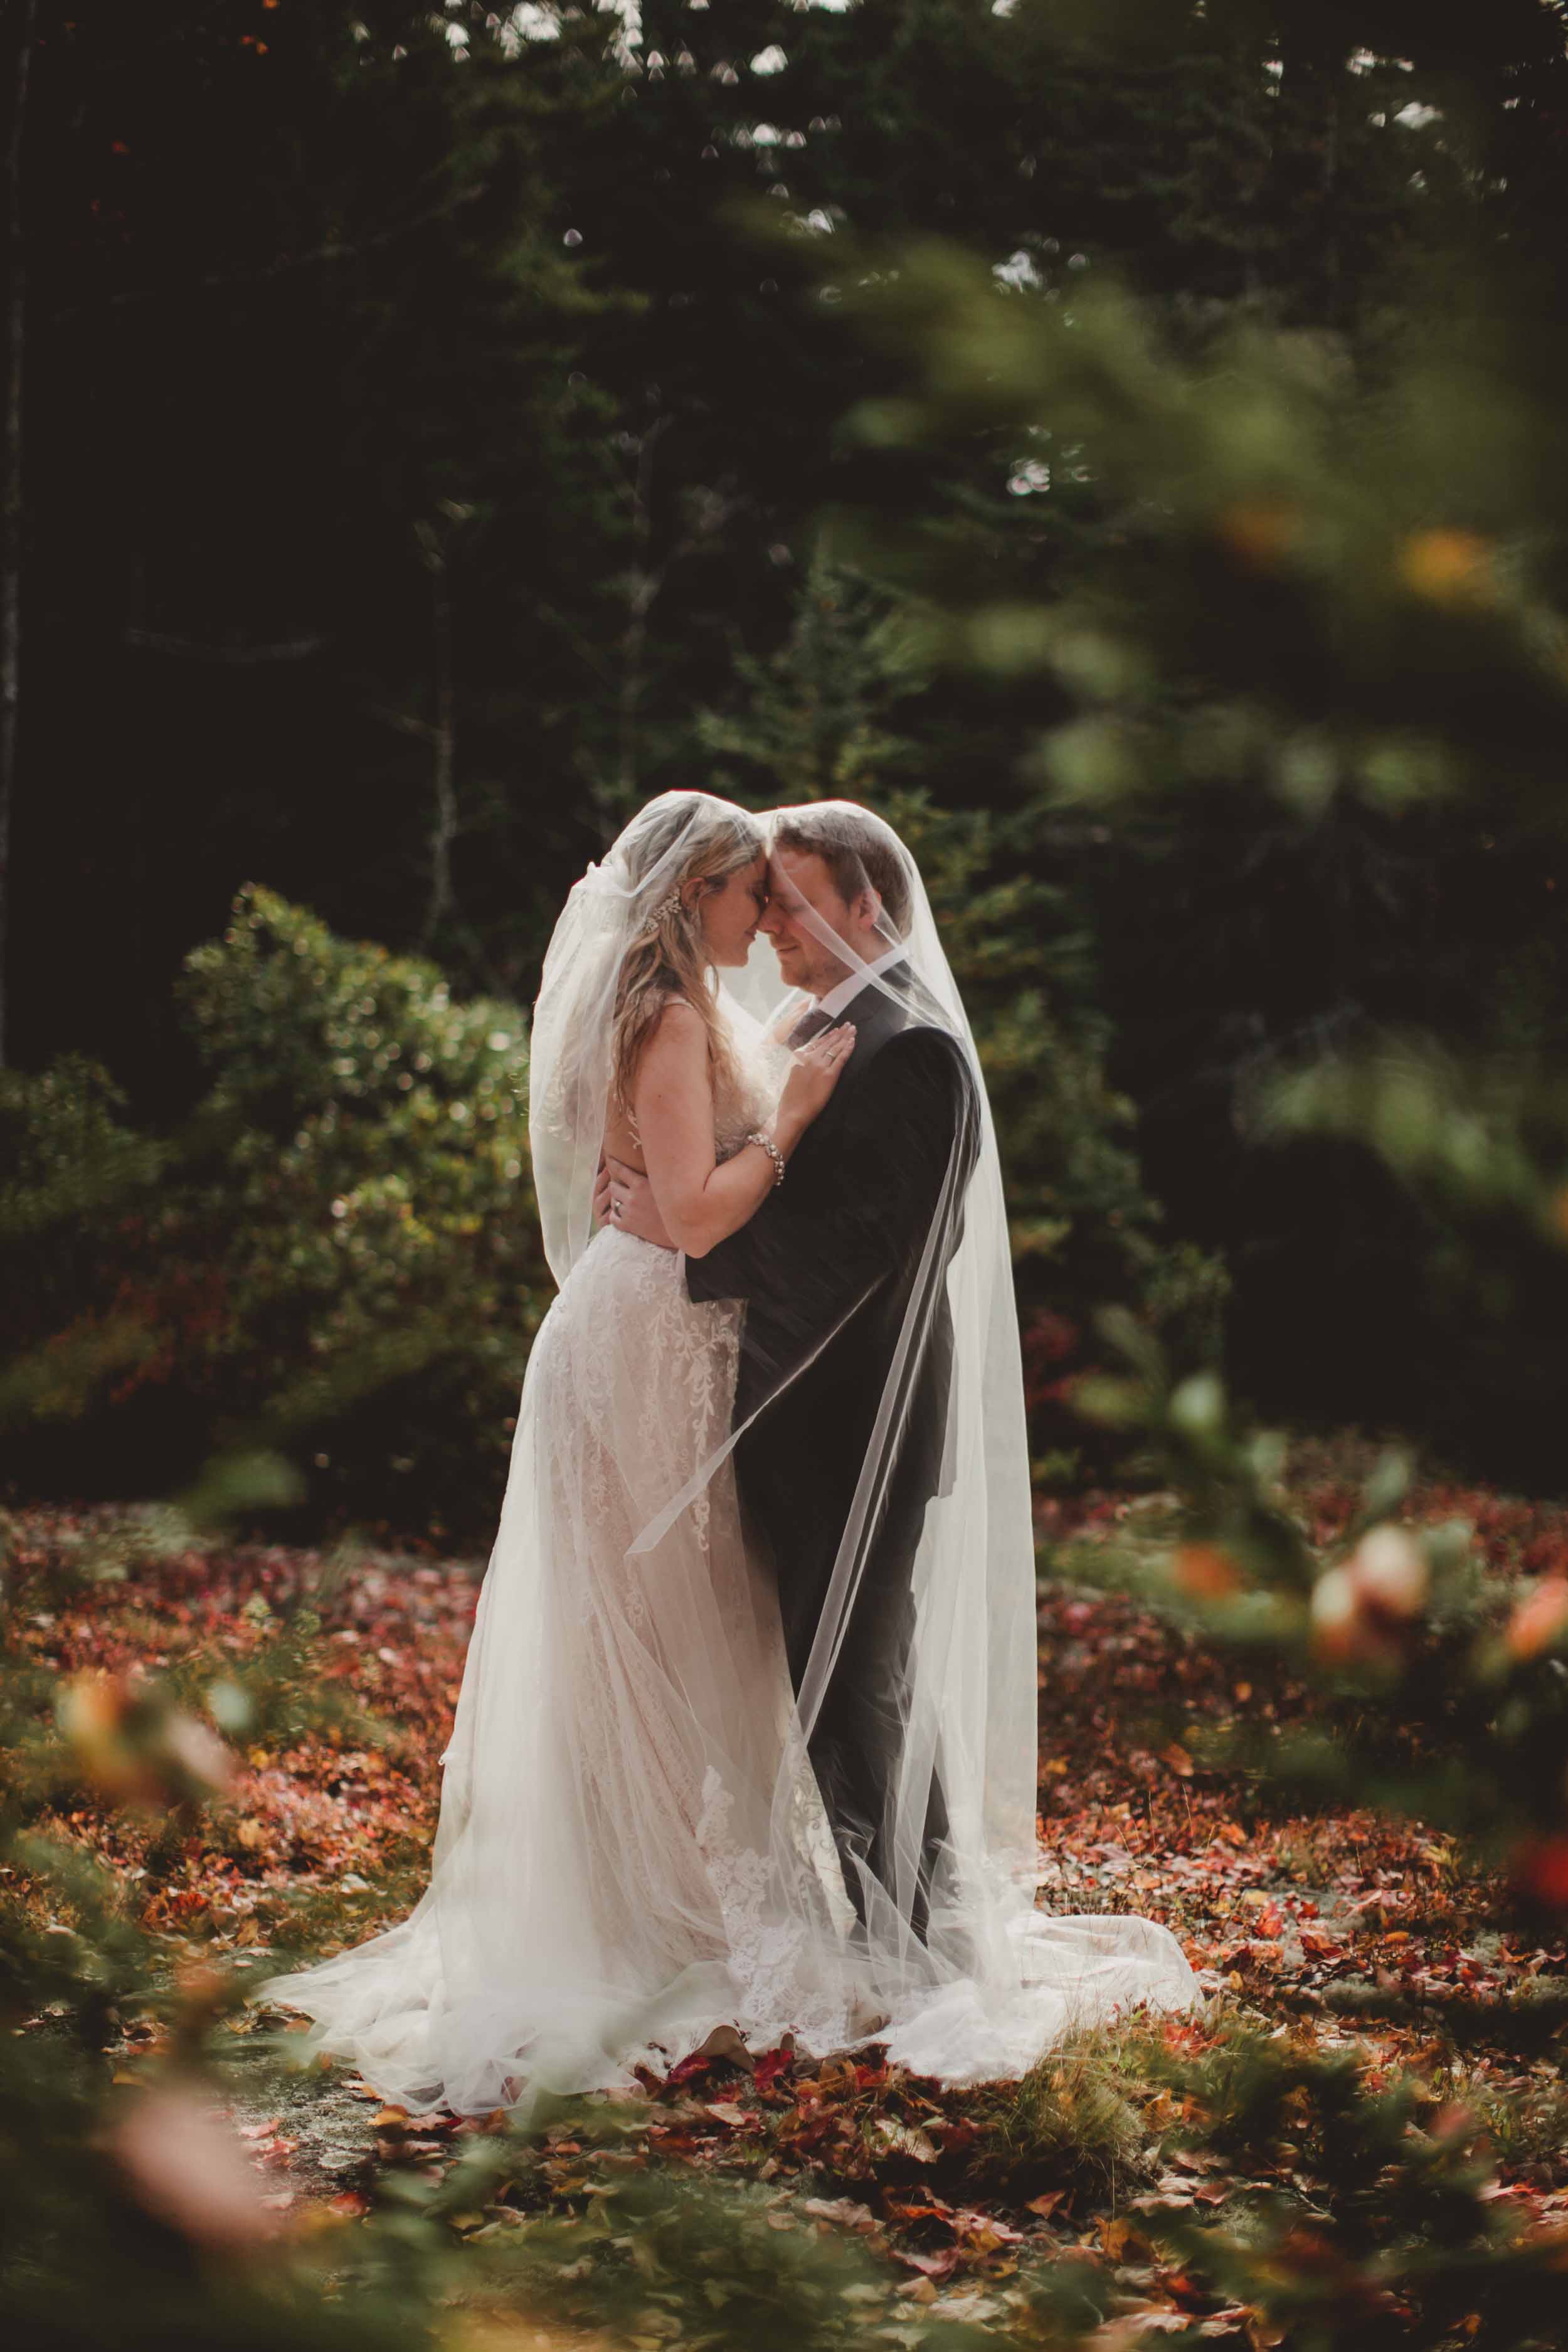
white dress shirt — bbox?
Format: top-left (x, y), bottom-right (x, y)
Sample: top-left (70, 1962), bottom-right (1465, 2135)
top-left (816, 945), bottom-right (908, 1021)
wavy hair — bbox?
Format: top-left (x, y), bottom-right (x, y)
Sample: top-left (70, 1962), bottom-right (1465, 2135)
top-left (609, 796), bottom-right (765, 1121)
top-left (771, 803), bottom-right (914, 939)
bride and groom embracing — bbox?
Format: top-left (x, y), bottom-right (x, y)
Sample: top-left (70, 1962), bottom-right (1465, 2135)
top-left (264, 793), bottom-right (1199, 2114)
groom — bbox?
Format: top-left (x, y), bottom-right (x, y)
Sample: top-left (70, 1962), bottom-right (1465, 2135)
top-left (603, 807), bottom-right (980, 1946)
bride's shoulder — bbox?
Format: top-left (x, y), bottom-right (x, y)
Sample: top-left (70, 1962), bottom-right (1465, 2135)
top-left (639, 992), bottom-right (709, 1064)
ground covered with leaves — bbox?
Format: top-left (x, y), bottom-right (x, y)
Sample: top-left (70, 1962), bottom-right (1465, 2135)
top-left (10, 1454), bottom-right (1568, 2346)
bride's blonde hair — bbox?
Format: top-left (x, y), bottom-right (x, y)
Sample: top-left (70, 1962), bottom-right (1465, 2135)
top-left (609, 796), bottom-right (765, 1118)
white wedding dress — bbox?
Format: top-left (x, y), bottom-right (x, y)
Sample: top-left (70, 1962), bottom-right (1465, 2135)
top-left (263, 1030), bottom-right (877, 2109)
top-left (263, 809), bottom-right (1201, 2112)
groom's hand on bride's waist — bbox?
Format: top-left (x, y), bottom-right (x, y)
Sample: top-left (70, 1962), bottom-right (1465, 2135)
top-left (596, 1154), bottom-right (677, 1251)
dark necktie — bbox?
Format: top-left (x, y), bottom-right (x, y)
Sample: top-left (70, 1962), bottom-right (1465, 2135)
top-left (787, 1004), bottom-right (837, 1049)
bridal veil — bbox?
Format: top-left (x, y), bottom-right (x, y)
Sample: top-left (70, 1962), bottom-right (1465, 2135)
top-left (710, 800), bottom-right (1199, 2077)
top-left (261, 792), bottom-right (1198, 2107)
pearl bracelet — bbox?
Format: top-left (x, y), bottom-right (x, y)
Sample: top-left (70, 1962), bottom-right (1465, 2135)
top-left (747, 1130), bottom-right (786, 1189)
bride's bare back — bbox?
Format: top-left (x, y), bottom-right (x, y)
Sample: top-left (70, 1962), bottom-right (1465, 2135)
top-left (600, 1106), bottom-right (646, 1177)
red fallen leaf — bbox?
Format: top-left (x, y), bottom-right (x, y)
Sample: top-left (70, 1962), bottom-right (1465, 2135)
top-left (327, 2190), bottom-right (369, 2219)
top-left (704, 2101), bottom-right (750, 2128)
top-left (1025, 2191), bottom-right (1065, 2220)
top-left (235, 2117), bottom-right (283, 2141)
top-left (753, 2047), bottom-right (793, 2093)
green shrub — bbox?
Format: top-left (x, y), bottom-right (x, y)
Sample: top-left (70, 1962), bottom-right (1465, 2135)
top-left (1, 889), bottom-right (548, 1539)
top-left (3, 862), bottom-right (1224, 1527)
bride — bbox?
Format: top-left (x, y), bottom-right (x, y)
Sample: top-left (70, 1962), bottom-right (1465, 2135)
top-left (261, 790), bottom-right (1198, 2112)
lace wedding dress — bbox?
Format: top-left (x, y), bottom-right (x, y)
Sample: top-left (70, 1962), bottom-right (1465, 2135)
top-left (264, 961), bottom-right (1200, 2111)
top-left (262, 1027), bottom-right (874, 2110)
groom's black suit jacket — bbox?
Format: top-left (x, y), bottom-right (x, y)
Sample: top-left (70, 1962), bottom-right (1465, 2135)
top-left (686, 966), bottom-right (980, 1925)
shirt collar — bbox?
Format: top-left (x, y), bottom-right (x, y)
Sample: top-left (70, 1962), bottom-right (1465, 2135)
top-left (815, 945), bottom-right (908, 1021)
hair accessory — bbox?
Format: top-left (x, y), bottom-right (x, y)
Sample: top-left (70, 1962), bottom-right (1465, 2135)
top-left (655, 889), bottom-right (685, 924)
top-left (748, 1130), bottom-right (787, 1189)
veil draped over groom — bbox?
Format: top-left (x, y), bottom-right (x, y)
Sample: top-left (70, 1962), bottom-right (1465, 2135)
top-left (268, 794), bottom-right (1195, 2111)
top-left (544, 799), bottom-right (1194, 2080)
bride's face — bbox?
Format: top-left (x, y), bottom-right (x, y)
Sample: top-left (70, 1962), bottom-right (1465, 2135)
top-left (696, 853), bottom-right (770, 968)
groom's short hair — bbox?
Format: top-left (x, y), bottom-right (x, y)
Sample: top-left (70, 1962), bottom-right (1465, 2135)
top-left (771, 809), bottom-right (913, 939)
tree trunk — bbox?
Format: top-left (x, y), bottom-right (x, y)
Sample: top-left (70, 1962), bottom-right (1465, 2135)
top-left (612, 414), bottom-right (672, 842)
top-left (413, 506), bottom-right (468, 950)
top-left (422, 551), bottom-right (457, 948)
top-left (0, 0), bottom-right (37, 1068)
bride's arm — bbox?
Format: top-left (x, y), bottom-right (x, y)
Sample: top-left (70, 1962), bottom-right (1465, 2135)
top-left (632, 1000), bottom-right (851, 1260)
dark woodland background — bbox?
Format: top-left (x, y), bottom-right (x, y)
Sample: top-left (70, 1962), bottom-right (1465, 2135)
top-left (9, 0), bottom-right (1568, 1530)
top-left (15, 19), bottom-right (1568, 2352)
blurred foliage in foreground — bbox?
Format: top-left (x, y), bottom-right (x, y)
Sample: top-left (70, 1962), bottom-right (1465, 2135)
top-left (1029, 1331), bottom-right (1568, 2346)
top-left (9, 8), bottom-right (1568, 2341)
top-left (810, 191), bottom-right (1568, 1477)
top-left (1076, 1321), bottom-right (1568, 1922)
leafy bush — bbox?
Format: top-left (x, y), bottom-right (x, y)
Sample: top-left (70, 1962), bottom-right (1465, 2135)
top-left (1, 890), bottom-right (548, 1539)
top-left (3, 862), bottom-right (1221, 1525)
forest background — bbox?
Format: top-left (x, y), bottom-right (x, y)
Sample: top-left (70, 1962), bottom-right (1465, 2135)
top-left (11, 0), bottom-right (1568, 1537)
top-left (12, 9), bottom-right (1568, 2351)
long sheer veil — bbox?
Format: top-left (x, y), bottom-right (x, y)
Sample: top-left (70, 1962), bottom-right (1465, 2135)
top-left (672, 800), bottom-right (1199, 2077)
top-left (528, 789), bottom-right (764, 1287)
top-left (260, 793), bottom-right (1198, 2108)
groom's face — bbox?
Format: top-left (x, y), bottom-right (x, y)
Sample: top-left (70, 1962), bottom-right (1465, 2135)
top-left (759, 847), bottom-right (859, 997)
